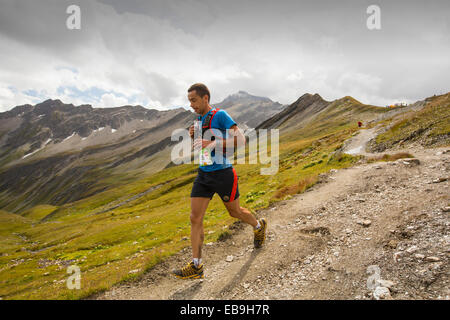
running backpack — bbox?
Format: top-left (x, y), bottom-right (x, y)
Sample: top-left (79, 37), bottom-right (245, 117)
top-left (198, 108), bottom-right (220, 139)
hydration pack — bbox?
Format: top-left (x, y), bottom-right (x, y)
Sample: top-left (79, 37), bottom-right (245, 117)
top-left (198, 108), bottom-right (220, 138)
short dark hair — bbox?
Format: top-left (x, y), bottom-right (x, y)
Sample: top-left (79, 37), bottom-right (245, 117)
top-left (188, 83), bottom-right (210, 103)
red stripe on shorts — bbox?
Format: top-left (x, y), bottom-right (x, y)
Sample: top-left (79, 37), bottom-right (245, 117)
top-left (230, 168), bottom-right (238, 201)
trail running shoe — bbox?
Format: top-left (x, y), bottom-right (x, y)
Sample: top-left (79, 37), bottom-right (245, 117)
top-left (254, 218), bottom-right (267, 248)
top-left (172, 261), bottom-right (204, 279)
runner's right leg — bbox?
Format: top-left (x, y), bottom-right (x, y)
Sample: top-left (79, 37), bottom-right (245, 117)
top-left (190, 197), bottom-right (210, 261)
top-left (172, 196), bottom-right (210, 279)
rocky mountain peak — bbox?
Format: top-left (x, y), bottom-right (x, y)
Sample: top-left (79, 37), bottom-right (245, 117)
top-left (33, 99), bottom-right (74, 115)
top-left (211, 91), bottom-right (286, 128)
top-left (220, 90), bottom-right (273, 105)
top-left (256, 92), bottom-right (329, 130)
top-left (234, 90), bottom-right (250, 97)
top-left (294, 93), bottom-right (325, 104)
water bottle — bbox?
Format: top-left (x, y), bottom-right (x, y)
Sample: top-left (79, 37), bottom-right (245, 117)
top-left (194, 120), bottom-right (213, 166)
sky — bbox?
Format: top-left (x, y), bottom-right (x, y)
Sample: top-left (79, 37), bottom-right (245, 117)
top-left (0, 0), bottom-right (449, 112)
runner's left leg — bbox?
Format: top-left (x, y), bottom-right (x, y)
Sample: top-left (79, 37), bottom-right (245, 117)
top-left (223, 197), bottom-right (258, 228)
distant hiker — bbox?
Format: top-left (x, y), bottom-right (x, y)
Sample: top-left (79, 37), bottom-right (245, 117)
top-left (358, 121), bottom-right (362, 127)
top-left (172, 83), bottom-right (267, 279)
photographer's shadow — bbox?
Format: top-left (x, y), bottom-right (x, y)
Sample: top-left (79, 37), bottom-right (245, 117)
top-left (215, 249), bottom-right (262, 298)
top-left (169, 279), bottom-right (204, 300)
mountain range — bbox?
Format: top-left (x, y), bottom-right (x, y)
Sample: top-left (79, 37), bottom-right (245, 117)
top-left (0, 91), bottom-right (286, 213)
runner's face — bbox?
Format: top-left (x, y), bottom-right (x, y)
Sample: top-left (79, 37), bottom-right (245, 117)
top-left (188, 90), bottom-right (208, 114)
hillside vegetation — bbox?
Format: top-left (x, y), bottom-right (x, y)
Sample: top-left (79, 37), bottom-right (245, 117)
top-left (369, 93), bottom-right (450, 151)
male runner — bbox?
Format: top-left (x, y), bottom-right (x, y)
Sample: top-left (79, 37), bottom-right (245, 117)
top-left (172, 83), bottom-right (267, 279)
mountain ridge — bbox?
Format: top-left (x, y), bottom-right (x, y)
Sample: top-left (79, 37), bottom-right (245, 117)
top-left (0, 91), bottom-right (288, 213)
top-left (212, 90), bottom-right (286, 128)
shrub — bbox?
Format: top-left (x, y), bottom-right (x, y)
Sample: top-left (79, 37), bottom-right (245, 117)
top-left (367, 152), bottom-right (414, 163)
top-left (273, 176), bottom-right (317, 199)
top-left (217, 230), bottom-right (232, 242)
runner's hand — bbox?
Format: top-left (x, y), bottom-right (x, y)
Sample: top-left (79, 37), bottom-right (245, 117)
top-left (189, 125), bottom-right (194, 138)
top-left (193, 139), bottom-right (215, 150)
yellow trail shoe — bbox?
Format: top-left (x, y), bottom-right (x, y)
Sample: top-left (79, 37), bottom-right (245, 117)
top-left (254, 218), bottom-right (267, 248)
top-left (172, 261), bottom-right (204, 279)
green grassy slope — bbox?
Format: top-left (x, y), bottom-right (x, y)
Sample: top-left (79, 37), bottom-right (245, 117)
top-left (370, 93), bottom-right (450, 151)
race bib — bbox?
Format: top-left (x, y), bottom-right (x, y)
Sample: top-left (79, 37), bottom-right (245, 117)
top-left (199, 147), bottom-right (213, 166)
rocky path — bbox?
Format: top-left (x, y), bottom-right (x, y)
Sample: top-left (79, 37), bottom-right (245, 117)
top-left (342, 126), bottom-right (381, 156)
top-left (90, 146), bottom-right (449, 300)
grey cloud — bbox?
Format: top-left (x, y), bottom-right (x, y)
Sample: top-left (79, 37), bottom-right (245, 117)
top-left (143, 71), bottom-right (181, 105)
top-left (98, 0), bottom-right (219, 36)
top-left (0, 0), bottom-right (96, 52)
top-left (0, 0), bottom-right (448, 111)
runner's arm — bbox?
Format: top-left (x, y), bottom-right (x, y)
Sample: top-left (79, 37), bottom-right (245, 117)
top-left (194, 125), bottom-right (244, 150)
top-left (220, 124), bottom-right (245, 150)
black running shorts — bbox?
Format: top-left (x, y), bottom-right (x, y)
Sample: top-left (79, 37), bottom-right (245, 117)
top-left (190, 167), bottom-right (239, 202)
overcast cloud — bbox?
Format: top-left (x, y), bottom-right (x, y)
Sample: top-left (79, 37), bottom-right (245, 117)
top-left (0, 0), bottom-right (449, 112)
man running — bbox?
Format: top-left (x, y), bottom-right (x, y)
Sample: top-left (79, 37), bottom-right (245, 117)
top-left (172, 83), bottom-right (267, 279)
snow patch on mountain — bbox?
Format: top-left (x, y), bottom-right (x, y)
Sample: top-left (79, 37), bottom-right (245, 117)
top-left (63, 132), bottom-right (76, 141)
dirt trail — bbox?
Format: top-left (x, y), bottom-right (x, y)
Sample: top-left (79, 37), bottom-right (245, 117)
top-left (90, 145), bottom-right (449, 300)
top-left (342, 126), bottom-right (381, 156)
